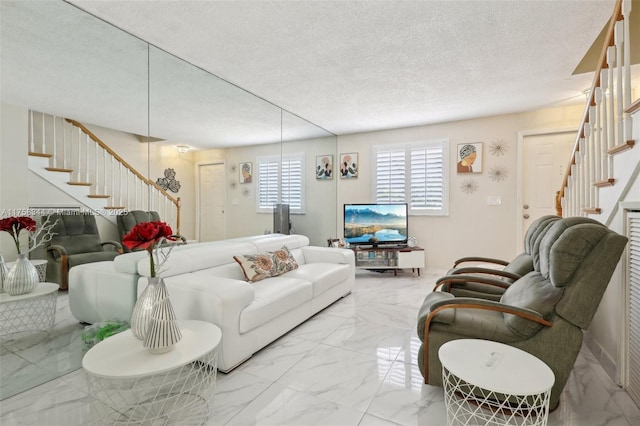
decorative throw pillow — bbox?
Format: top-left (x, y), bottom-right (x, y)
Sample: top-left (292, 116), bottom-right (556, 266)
top-left (233, 245), bottom-right (298, 283)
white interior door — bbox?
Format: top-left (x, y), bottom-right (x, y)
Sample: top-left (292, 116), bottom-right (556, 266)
top-left (520, 131), bottom-right (576, 242)
top-left (198, 163), bottom-right (226, 242)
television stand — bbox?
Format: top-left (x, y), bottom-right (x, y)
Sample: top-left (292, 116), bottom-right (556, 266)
top-left (352, 246), bottom-right (425, 276)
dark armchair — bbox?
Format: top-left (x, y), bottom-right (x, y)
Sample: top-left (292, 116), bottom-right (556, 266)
top-left (117, 211), bottom-right (185, 252)
top-left (417, 218), bottom-right (627, 410)
top-left (44, 213), bottom-right (123, 290)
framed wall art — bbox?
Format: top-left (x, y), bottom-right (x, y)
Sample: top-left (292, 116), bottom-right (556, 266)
top-left (339, 152), bottom-right (358, 179)
top-left (316, 155), bottom-right (333, 180)
top-left (456, 142), bottom-right (483, 174)
top-left (239, 162), bottom-right (252, 184)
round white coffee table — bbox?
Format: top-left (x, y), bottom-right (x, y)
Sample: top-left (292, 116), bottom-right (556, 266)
top-left (0, 282), bottom-right (59, 336)
top-left (439, 339), bottom-right (555, 426)
top-left (83, 320), bottom-right (221, 425)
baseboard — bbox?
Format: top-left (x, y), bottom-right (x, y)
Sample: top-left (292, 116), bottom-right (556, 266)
top-left (584, 331), bottom-right (619, 385)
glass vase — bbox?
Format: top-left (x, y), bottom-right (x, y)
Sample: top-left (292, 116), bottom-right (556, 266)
top-left (130, 276), bottom-right (161, 340)
top-left (5, 254), bottom-right (39, 296)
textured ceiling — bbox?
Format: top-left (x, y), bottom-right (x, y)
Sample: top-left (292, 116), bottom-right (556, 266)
top-left (68, 0), bottom-right (616, 137)
top-left (2, 1), bottom-right (619, 148)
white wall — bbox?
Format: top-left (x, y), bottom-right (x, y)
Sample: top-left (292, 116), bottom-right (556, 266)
top-left (337, 103), bottom-right (586, 270)
top-left (0, 103), bottom-right (30, 260)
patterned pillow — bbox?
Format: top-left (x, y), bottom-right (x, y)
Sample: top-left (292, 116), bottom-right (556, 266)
top-left (233, 246), bottom-right (298, 283)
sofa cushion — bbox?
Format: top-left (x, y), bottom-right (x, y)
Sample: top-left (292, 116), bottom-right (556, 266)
top-left (284, 263), bottom-right (350, 297)
top-left (239, 276), bottom-right (312, 333)
top-left (234, 246), bottom-right (298, 283)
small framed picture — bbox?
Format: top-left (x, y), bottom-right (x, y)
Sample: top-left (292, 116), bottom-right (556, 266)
top-left (239, 162), bottom-right (253, 183)
top-left (316, 155), bottom-right (333, 180)
top-left (456, 143), bottom-right (483, 174)
top-left (339, 152), bottom-right (358, 179)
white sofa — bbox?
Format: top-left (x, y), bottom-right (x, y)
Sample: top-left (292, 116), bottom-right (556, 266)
top-left (69, 234), bottom-right (355, 371)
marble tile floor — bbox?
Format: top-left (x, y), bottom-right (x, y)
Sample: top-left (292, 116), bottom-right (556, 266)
top-left (1, 269), bottom-right (640, 425)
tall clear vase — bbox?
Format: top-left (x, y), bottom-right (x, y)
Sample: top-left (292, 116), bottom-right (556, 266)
top-left (0, 253), bottom-right (8, 293)
top-left (130, 276), bottom-right (161, 340)
top-left (5, 254), bottom-right (39, 296)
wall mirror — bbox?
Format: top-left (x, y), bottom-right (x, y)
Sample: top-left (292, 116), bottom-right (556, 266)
top-left (1, 0), bottom-right (336, 400)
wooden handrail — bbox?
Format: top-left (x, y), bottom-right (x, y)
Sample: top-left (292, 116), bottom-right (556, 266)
top-left (65, 119), bottom-right (180, 208)
top-left (556, 0), bottom-right (624, 215)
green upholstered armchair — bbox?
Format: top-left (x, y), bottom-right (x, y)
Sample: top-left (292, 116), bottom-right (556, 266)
top-left (441, 216), bottom-right (560, 301)
top-left (417, 218), bottom-right (627, 410)
top-left (44, 214), bottom-right (123, 290)
top-left (117, 211), bottom-right (185, 253)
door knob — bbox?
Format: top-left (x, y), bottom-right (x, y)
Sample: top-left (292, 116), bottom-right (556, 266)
top-left (523, 214), bottom-right (530, 219)
top-left (523, 204), bottom-right (529, 209)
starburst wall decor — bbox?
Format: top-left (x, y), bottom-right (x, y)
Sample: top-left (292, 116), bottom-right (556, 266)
top-left (488, 166), bottom-right (508, 182)
top-left (489, 139), bottom-right (507, 156)
top-left (460, 178), bottom-right (479, 194)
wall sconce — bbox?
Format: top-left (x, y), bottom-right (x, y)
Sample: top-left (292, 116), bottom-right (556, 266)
top-left (176, 145), bottom-right (191, 154)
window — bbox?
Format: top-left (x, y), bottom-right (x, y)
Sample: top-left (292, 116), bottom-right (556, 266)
top-left (373, 140), bottom-right (449, 216)
top-left (257, 153), bottom-right (305, 214)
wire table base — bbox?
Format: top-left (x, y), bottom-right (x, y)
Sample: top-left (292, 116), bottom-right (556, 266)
top-left (442, 365), bottom-right (551, 426)
top-left (87, 350), bottom-right (218, 425)
top-left (0, 283), bottom-right (58, 336)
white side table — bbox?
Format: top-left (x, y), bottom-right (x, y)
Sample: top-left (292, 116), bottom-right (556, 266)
top-left (83, 320), bottom-right (221, 425)
top-left (0, 282), bottom-right (59, 336)
top-left (6, 259), bottom-right (48, 282)
top-left (439, 339), bottom-right (555, 426)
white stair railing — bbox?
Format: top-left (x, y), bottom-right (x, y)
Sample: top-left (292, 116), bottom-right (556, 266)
top-left (27, 111), bottom-right (181, 233)
top-left (557, 0), bottom-right (636, 217)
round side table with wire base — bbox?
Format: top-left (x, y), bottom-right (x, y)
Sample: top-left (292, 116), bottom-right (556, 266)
top-left (83, 320), bottom-right (221, 425)
top-left (439, 339), bottom-right (555, 426)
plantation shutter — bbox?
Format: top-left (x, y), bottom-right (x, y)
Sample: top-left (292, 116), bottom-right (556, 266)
top-left (281, 154), bottom-right (305, 213)
top-left (410, 143), bottom-right (445, 212)
top-left (375, 148), bottom-right (406, 203)
top-left (627, 212), bottom-right (640, 407)
top-left (257, 157), bottom-right (280, 211)
top-left (373, 140), bottom-right (448, 216)
top-left (257, 153), bottom-right (305, 213)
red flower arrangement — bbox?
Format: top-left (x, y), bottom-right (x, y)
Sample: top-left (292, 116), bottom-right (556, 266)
top-left (0, 216), bottom-right (37, 254)
top-left (122, 221), bottom-right (177, 277)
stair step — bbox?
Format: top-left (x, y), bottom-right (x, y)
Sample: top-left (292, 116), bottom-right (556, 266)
top-left (608, 140), bottom-right (635, 155)
top-left (46, 167), bottom-right (73, 173)
top-left (583, 207), bottom-right (602, 214)
top-left (87, 194), bottom-right (110, 199)
top-left (594, 178), bottom-right (615, 188)
top-left (67, 181), bottom-right (93, 186)
top-left (28, 151), bottom-right (53, 158)
top-left (104, 206), bottom-right (126, 210)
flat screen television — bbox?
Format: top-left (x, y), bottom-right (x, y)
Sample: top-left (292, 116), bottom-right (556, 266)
top-left (343, 203), bottom-right (408, 247)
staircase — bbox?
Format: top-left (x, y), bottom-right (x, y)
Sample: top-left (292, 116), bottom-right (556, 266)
top-left (557, 0), bottom-right (637, 220)
top-left (27, 111), bottom-right (181, 232)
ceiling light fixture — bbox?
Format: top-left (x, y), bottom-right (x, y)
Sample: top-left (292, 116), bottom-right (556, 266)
top-left (176, 145), bottom-right (191, 154)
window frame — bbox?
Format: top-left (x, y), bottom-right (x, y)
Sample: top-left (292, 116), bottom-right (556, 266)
top-left (256, 152), bottom-right (306, 214)
top-left (372, 139), bottom-right (449, 216)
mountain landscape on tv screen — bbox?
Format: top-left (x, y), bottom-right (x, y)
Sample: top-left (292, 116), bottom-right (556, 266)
top-left (344, 207), bottom-right (407, 242)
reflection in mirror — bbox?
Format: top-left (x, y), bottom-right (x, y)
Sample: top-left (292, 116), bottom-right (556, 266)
top-left (1, 0), bottom-right (148, 400)
top-left (281, 111), bottom-right (338, 246)
top-left (148, 46), bottom-right (283, 241)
